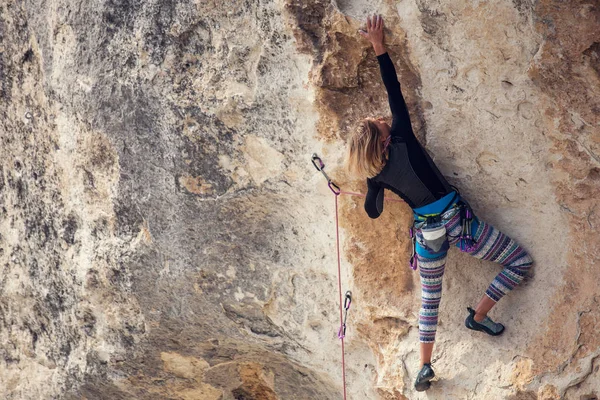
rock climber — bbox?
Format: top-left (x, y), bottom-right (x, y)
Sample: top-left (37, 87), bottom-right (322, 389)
top-left (348, 15), bottom-right (534, 392)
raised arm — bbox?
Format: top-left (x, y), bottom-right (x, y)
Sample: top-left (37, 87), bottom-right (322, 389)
top-left (377, 53), bottom-right (411, 125)
top-left (360, 15), bottom-right (414, 137)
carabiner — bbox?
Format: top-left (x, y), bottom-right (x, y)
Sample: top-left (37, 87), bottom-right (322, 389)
top-left (328, 181), bottom-right (341, 195)
top-left (311, 153), bottom-right (332, 182)
top-left (343, 291), bottom-right (352, 310)
top-left (311, 153), bottom-right (325, 171)
top-left (338, 323), bottom-right (347, 339)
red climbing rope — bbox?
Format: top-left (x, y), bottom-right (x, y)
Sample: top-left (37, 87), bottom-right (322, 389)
top-left (333, 192), bottom-right (348, 400)
top-left (311, 153), bottom-right (403, 399)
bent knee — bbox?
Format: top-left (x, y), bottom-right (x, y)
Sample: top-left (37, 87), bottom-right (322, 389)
top-left (519, 252), bottom-right (534, 268)
top-left (509, 251), bottom-right (534, 275)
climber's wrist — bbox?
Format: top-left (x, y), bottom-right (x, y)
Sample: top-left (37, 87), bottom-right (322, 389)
top-left (373, 43), bottom-right (386, 56)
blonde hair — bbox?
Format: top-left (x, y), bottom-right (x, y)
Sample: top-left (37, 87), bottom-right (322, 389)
top-left (346, 119), bottom-right (387, 178)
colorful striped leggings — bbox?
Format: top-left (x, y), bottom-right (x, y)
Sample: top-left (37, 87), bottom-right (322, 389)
top-left (415, 209), bottom-right (533, 343)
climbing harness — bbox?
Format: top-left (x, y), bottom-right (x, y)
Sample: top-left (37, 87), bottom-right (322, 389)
top-left (409, 195), bottom-right (479, 260)
top-left (412, 191), bottom-right (459, 222)
top-left (412, 192), bottom-right (458, 253)
top-left (311, 153), bottom-right (402, 400)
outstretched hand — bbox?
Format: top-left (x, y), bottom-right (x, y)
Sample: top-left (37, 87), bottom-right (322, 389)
top-left (359, 14), bottom-right (386, 55)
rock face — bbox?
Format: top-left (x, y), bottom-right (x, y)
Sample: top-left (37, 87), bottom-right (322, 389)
top-left (0, 0), bottom-right (599, 399)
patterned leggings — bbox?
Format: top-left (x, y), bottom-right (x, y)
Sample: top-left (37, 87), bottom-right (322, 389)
top-left (416, 209), bottom-right (533, 343)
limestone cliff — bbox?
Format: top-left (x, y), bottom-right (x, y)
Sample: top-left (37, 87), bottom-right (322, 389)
top-left (0, 0), bottom-right (598, 399)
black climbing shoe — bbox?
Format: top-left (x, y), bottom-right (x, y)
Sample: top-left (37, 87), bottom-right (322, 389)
top-left (414, 363), bottom-right (435, 392)
top-left (465, 306), bottom-right (505, 336)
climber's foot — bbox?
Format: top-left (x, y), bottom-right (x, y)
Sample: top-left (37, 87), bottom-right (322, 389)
top-left (465, 306), bottom-right (505, 336)
top-left (414, 363), bottom-right (435, 392)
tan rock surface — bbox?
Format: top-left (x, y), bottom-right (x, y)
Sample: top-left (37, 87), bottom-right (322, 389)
top-left (0, 0), bottom-right (598, 399)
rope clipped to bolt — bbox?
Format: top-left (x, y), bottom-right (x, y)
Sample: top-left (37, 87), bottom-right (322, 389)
top-left (311, 153), bottom-right (403, 400)
top-left (311, 153), bottom-right (349, 400)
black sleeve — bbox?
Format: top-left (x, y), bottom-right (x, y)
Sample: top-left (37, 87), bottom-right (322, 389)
top-left (364, 178), bottom-right (385, 219)
top-left (377, 52), bottom-right (414, 138)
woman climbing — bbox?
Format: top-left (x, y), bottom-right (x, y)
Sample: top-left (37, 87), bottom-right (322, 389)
top-left (349, 15), bottom-right (534, 392)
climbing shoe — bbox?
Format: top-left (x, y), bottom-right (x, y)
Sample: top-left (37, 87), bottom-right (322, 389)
top-left (414, 363), bottom-right (435, 392)
top-left (465, 306), bottom-right (505, 336)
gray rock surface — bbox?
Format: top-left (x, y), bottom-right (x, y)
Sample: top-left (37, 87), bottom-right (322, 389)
top-left (0, 0), bottom-right (599, 399)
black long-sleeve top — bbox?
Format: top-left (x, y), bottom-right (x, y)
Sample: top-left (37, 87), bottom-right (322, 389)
top-left (364, 53), bottom-right (452, 218)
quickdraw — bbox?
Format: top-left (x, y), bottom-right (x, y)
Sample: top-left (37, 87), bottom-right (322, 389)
top-left (311, 153), bottom-right (341, 195)
top-left (409, 227), bottom-right (417, 270)
top-left (338, 291), bottom-right (352, 339)
top-left (458, 202), bottom-right (477, 252)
